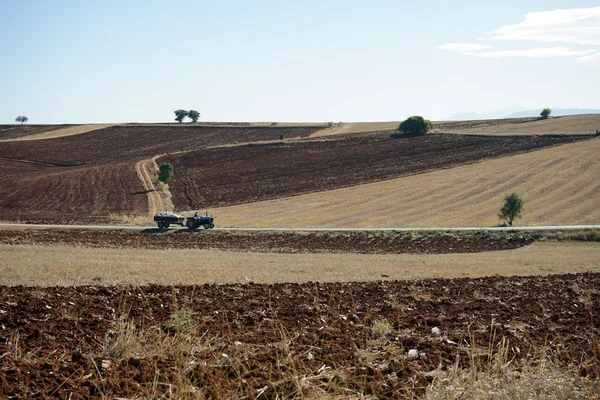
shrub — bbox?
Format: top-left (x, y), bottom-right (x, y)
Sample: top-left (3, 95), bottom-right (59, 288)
top-left (279, 134), bottom-right (285, 140)
top-left (540, 108), bottom-right (551, 119)
top-left (158, 162), bottom-right (174, 184)
top-left (396, 116), bottom-right (434, 136)
top-left (371, 318), bottom-right (392, 339)
top-left (168, 309), bottom-right (197, 334)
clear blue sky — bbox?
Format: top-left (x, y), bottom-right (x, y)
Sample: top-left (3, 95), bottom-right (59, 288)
top-left (1, 0), bottom-right (599, 123)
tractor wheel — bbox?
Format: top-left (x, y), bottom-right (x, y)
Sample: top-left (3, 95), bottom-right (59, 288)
top-left (157, 221), bottom-right (164, 229)
top-left (164, 223), bottom-right (170, 228)
top-left (204, 223), bottom-right (211, 229)
top-left (186, 219), bottom-right (198, 230)
top-left (209, 223), bottom-right (214, 229)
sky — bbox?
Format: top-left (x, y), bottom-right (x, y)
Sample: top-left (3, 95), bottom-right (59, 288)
top-left (1, 0), bottom-right (599, 123)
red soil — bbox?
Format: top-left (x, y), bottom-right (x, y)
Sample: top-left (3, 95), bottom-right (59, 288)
top-left (1, 273), bottom-right (598, 398)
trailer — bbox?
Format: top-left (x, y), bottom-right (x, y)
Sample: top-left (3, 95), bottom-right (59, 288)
top-left (153, 212), bottom-right (185, 229)
top-left (153, 211), bottom-right (215, 230)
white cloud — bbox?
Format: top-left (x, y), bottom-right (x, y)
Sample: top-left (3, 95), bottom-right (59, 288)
top-left (527, 85), bottom-right (552, 89)
top-left (577, 52), bottom-right (600, 64)
top-left (486, 7), bottom-right (600, 46)
top-left (438, 43), bottom-right (492, 52)
top-left (438, 6), bottom-right (600, 66)
top-left (462, 47), bottom-right (595, 58)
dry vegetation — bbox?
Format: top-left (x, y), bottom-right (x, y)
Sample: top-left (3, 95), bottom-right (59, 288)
top-left (7, 124), bottom-right (116, 141)
top-left (209, 138), bottom-right (600, 228)
top-left (1, 241), bottom-right (597, 286)
top-left (438, 114), bottom-right (600, 135)
top-left (1, 274), bottom-right (598, 398)
top-left (318, 114), bottom-right (600, 136)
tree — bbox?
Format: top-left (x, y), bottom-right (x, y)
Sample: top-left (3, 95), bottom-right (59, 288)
top-left (397, 116), bottom-right (434, 136)
top-left (498, 193), bottom-right (524, 227)
top-left (158, 162), bottom-right (174, 184)
top-left (15, 116), bottom-right (28, 125)
top-left (174, 109), bottom-right (188, 123)
top-left (188, 110), bottom-right (200, 123)
top-left (540, 108), bottom-right (551, 119)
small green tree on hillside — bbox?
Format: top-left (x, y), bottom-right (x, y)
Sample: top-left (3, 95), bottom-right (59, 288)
top-left (498, 193), bottom-right (524, 227)
top-left (397, 116), bottom-right (434, 136)
top-left (158, 162), bottom-right (174, 184)
top-left (15, 116), bottom-right (28, 124)
top-left (188, 110), bottom-right (200, 123)
top-left (540, 108), bottom-right (551, 119)
top-left (174, 109), bottom-right (188, 123)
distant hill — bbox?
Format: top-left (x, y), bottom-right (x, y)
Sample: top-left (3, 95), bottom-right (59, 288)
top-left (505, 109), bottom-right (600, 118)
top-left (447, 107), bottom-right (600, 120)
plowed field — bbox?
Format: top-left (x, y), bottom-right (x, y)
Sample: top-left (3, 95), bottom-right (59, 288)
top-left (0, 162), bottom-right (146, 223)
top-left (160, 133), bottom-right (591, 209)
top-left (1, 273), bottom-right (598, 398)
top-left (0, 125), bottom-right (323, 165)
top-left (0, 229), bottom-right (538, 254)
top-left (0, 124), bottom-right (79, 140)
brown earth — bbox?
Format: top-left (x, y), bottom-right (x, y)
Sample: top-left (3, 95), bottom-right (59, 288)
top-left (0, 229), bottom-right (539, 254)
top-left (1, 273), bottom-right (598, 398)
top-left (0, 124), bottom-right (79, 140)
top-left (0, 162), bottom-right (147, 223)
top-left (0, 125), bottom-right (324, 166)
top-left (0, 125), bottom-right (322, 222)
top-left (160, 132), bottom-right (591, 209)
top-left (436, 114), bottom-right (600, 135)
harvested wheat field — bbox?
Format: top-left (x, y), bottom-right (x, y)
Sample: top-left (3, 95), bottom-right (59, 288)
top-left (5, 124), bottom-right (116, 141)
top-left (210, 138), bottom-right (600, 228)
top-left (163, 133), bottom-right (588, 210)
top-left (437, 114), bottom-right (600, 135)
top-left (0, 124), bottom-right (80, 140)
top-left (1, 273), bottom-right (598, 398)
top-left (315, 114), bottom-right (600, 136)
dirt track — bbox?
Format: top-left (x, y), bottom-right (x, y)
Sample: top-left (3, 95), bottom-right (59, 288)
top-left (161, 133), bottom-right (591, 209)
top-left (1, 273), bottom-right (598, 398)
top-left (0, 229), bottom-right (539, 254)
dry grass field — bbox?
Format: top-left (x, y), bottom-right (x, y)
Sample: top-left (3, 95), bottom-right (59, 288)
top-left (317, 114), bottom-right (600, 136)
top-left (438, 114), bottom-right (600, 135)
top-left (1, 241), bottom-right (597, 286)
top-left (7, 124), bottom-right (116, 141)
top-left (208, 138), bottom-right (600, 228)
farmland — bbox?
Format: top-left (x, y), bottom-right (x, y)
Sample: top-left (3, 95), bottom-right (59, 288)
top-left (0, 162), bottom-right (146, 223)
top-left (211, 138), bottom-right (600, 228)
top-left (0, 118), bottom-right (598, 398)
top-left (0, 124), bottom-right (80, 140)
top-left (1, 273), bottom-right (598, 398)
top-left (161, 132), bottom-right (590, 209)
